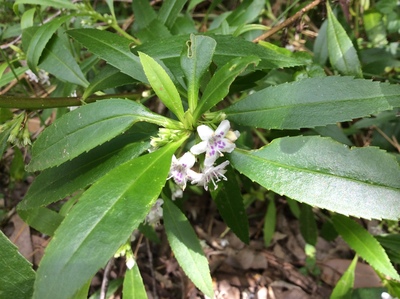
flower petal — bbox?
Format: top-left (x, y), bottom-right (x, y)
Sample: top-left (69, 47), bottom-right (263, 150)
top-left (179, 152), bottom-right (196, 168)
top-left (215, 120), bottom-right (230, 137)
top-left (190, 141), bottom-right (208, 155)
top-left (197, 125), bottom-right (214, 140)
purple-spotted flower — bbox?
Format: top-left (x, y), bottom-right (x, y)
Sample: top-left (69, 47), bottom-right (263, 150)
top-left (168, 152), bottom-right (196, 190)
top-left (190, 120), bottom-right (240, 166)
top-left (190, 160), bottom-right (230, 191)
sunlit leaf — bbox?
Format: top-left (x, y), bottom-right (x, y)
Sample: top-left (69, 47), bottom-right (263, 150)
top-left (332, 214), bottom-right (400, 280)
top-left (223, 76), bottom-right (396, 129)
top-left (230, 136), bottom-right (400, 220)
top-left (33, 141), bottom-right (181, 299)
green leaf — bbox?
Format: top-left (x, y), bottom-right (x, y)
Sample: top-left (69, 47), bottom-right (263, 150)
top-left (135, 34), bottom-right (307, 74)
top-left (0, 231), bottom-right (35, 299)
top-left (139, 52), bottom-right (185, 122)
top-left (263, 199), bottom-right (276, 247)
top-left (33, 141), bottom-right (181, 299)
top-left (82, 65), bottom-right (134, 100)
top-left (13, 0), bottom-right (77, 10)
top-left (123, 264), bottom-right (147, 299)
top-left (226, 0), bottom-right (264, 26)
top-left (26, 15), bottom-right (73, 73)
top-left (330, 254), bottom-right (358, 299)
top-left (20, 8), bottom-right (36, 30)
top-left (326, 2), bottom-right (363, 77)
top-left (158, 0), bottom-right (188, 28)
top-left (67, 29), bottom-right (147, 83)
top-left (229, 135), bottom-right (400, 220)
top-left (39, 35), bottom-right (89, 87)
top-left (163, 197), bottom-right (213, 298)
top-left (313, 19), bottom-right (328, 65)
top-left (223, 76), bottom-right (396, 130)
top-left (0, 126), bottom-right (12, 159)
top-left (132, 0), bottom-right (157, 30)
top-left (20, 129), bottom-right (151, 210)
top-left (332, 214), bottom-right (400, 280)
top-left (210, 166), bottom-right (249, 244)
top-left (18, 207), bottom-right (63, 236)
top-left (180, 34), bottom-right (216, 112)
top-left (299, 203), bottom-right (318, 246)
top-left (363, 9), bottom-right (388, 46)
top-left (194, 55), bottom-right (260, 120)
top-left (0, 66), bottom-right (29, 88)
top-left (27, 99), bottom-right (173, 171)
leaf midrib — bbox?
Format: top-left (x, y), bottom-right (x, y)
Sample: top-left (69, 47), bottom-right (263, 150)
top-left (225, 95), bottom-right (389, 115)
top-left (236, 149), bottom-right (400, 191)
top-left (43, 147), bottom-right (172, 297)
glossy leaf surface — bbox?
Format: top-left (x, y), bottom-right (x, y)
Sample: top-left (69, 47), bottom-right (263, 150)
top-left (39, 35), bottom-right (89, 87)
top-left (21, 128), bottom-right (151, 209)
top-left (194, 55), bottom-right (259, 119)
top-left (139, 52), bottom-right (184, 122)
top-left (135, 34), bottom-right (307, 71)
top-left (332, 214), bottom-right (400, 280)
top-left (163, 198), bottom-right (214, 298)
top-left (223, 76), bottom-right (396, 129)
top-left (33, 141), bottom-right (180, 299)
top-left (67, 29), bottom-right (147, 83)
top-left (26, 15), bottom-right (73, 72)
top-left (27, 99), bottom-right (171, 171)
top-left (180, 34), bottom-right (216, 111)
top-left (229, 136), bottom-right (400, 220)
top-left (326, 2), bottom-right (362, 77)
top-left (0, 231), bottom-right (35, 299)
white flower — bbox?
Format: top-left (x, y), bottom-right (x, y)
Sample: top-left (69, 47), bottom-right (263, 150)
top-left (25, 69), bottom-right (50, 86)
top-left (145, 198), bottom-right (164, 226)
top-left (190, 120), bottom-right (239, 166)
top-left (191, 160), bottom-right (230, 191)
top-left (168, 153), bottom-right (196, 190)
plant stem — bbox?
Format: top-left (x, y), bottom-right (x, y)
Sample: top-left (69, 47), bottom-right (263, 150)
top-left (0, 93), bottom-right (141, 109)
top-left (253, 0), bottom-right (324, 42)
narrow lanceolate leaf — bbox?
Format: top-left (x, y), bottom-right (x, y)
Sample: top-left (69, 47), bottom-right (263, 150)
top-left (299, 203), bottom-right (318, 246)
top-left (223, 76), bottom-right (397, 130)
top-left (26, 15), bottom-right (73, 73)
top-left (27, 99), bottom-right (173, 171)
top-left (39, 35), bottom-right (89, 87)
top-left (330, 254), bottom-right (358, 299)
top-left (82, 64), bottom-right (133, 100)
top-left (33, 141), bottom-right (181, 299)
top-left (211, 167), bottom-right (249, 244)
top-left (326, 2), bottom-right (362, 77)
top-left (135, 34), bottom-right (307, 72)
top-left (158, 0), bottom-right (187, 28)
top-left (20, 128), bottom-right (151, 209)
top-left (139, 52), bottom-right (185, 122)
top-left (123, 264), bottom-right (147, 299)
top-left (194, 55), bottom-right (260, 120)
top-left (332, 214), bottom-right (400, 280)
top-left (230, 136), bottom-right (400, 220)
top-left (0, 231), bottom-right (35, 299)
top-left (263, 199), bottom-right (276, 247)
top-left (67, 29), bottom-right (147, 83)
top-left (13, 0), bottom-right (77, 10)
top-left (18, 207), bottom-right (63, 236)
top-left (180, 34), bottom-right (216, 112)
top-left (163, 198), bottom-right (214, 298)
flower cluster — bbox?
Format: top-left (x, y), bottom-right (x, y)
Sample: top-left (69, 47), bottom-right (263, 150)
top-left (168, 120), bottom-right (239, 191)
